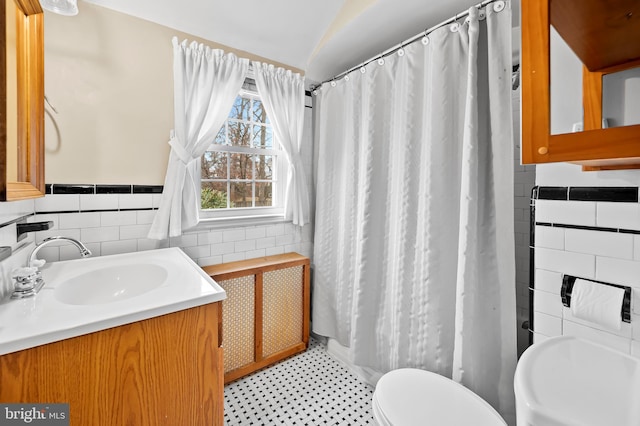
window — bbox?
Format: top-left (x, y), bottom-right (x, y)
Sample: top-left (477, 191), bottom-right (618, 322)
top-left (200, 79), bottom-right (285, 220)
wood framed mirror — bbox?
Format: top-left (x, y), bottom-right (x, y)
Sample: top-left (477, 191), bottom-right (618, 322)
top-left (1, 0), bottom-right (45, 201)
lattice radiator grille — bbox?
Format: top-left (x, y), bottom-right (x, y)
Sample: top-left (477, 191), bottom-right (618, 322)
top-left (219, 275), bottom-right (255, 373)
top-left (263, 266), bottom-right (304, 357)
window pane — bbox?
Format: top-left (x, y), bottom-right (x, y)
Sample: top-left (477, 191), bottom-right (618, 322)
top-left (228, 121), bottom-right (252, 147)
top-left (229, 95), bottom-right (251, 121)
top-left (201, 152), bottom-right (227, 179)
top-left (201, 181), bottom-right (228, 209)
top-left (201, 81), bottom-right (283, 216)
top-left (253, 125), bottom-right (273, 148)
top-left (255, 182), bottom-right (273, 207)
top-left (231, 182), bottom-right (252, 208)
top-left (252, 99), bottom-right (268, 123)
top-left (214, 126), bottom-right (226, 145)
top-left (254, 155), bottom-right (273, 180)
top-left (229, 153), bottom-right (253, 180)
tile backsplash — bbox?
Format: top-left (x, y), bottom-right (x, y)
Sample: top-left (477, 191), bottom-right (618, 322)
top-left (0, 187), bottom-right (313, 300)
top-left (531, 186), bottom-right (640, 358)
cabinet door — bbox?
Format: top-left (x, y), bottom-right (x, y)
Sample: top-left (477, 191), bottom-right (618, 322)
top-left (521, 0), bottom-right (640, 170)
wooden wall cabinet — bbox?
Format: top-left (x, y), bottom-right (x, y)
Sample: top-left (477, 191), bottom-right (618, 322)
top-left (522, 0), bottom-right (640, 170)
top-left (203, 253), bottom-right (310, 384)
top-left (0, 302), bottom-right (224, 426)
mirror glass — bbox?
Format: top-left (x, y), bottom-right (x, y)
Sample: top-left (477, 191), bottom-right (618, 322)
top-left (549, 27), bottom-right (583, 135)
top-left (602, 67), bottom-right (640, 128)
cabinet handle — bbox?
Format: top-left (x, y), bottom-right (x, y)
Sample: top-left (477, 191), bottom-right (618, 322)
top-left (538, 147), bottom-right (548, 155)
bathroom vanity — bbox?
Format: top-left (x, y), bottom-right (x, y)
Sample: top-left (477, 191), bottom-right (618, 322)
top-left (0, 248), bottom-right (226, 425)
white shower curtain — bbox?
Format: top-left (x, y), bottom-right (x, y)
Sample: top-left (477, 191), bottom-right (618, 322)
top-left (312, 4), bottom-right (516, 423)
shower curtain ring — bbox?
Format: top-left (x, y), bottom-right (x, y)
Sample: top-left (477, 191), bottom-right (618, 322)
top-left (421, 29), bottom-right (430, 45)
top-left (450, 13), bottom-right (461, 32)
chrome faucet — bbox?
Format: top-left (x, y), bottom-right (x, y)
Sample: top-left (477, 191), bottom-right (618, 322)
top-left (10, 237), bottom-right (92, 299)
top-left (29, 236), bottom-right (92, 267)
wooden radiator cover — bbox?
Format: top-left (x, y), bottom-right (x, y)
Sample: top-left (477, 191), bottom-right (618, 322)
top-left (202, 253), bottom-right (310, 384)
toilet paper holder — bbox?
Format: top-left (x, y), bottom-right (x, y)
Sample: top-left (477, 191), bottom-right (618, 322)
top-left (561, 275), bottom-right (631, 323)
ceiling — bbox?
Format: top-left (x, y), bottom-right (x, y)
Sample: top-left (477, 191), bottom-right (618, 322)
top-left (83, 0), bottom-right (519, 85)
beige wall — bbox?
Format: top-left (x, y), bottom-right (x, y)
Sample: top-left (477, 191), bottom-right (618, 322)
top-left (44, 2), bottom-right (301, 184)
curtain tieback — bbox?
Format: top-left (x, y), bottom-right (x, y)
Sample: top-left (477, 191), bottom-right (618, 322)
top-left (168, 132), bottom-right (195, 165)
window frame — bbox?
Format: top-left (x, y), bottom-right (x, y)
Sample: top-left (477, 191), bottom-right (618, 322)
top-left (198, 84), bottom-right (287, 222)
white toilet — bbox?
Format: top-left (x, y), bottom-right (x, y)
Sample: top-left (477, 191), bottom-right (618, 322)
top-left (372, 368), bottom-right (506, 425)
top-left (514, 336), bottom-right (640, 426)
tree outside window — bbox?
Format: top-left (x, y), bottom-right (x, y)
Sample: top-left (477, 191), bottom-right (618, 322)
top-left (201, 81), bottom-right (280, 212)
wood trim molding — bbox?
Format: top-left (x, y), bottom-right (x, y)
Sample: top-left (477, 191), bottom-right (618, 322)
top-left (582, 66), bottom-right (603, 131)
top-left (254, 272), bottom-right (264, 362)
top-left (521, 0), bottom-right (551, 163)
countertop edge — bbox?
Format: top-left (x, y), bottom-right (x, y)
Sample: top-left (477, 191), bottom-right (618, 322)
top-left (0, 292), bottom-right (224, 356)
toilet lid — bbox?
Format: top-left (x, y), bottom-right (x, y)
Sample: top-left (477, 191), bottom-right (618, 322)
top-left (373, 368), bottom-right (506, 426)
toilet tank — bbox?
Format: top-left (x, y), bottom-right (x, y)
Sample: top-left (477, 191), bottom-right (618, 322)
top-left (514, 336), bottom-right (640, 426)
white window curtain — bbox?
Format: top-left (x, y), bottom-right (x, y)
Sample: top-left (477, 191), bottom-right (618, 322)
top-left (148, 38), bottom-right (249, 240)
top-left (253, 62), bottom-right (310, 226)
top-left (312, 5), bottom-right (516, 424)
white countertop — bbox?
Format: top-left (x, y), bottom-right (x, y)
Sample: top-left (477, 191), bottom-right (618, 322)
top-left (0, 247), bottom-right (226, 355)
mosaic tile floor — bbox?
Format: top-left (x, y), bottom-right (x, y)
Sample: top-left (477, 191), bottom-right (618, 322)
top-left (224, 337), bottom-right (376, 425)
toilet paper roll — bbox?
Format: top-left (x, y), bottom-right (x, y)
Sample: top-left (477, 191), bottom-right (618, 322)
top-left (571, 279), bottom-right (625, 331)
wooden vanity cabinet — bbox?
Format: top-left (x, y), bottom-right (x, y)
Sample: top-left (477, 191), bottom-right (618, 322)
top-left (0, 302), bottom-right (224, 426)
top-left (521, 0), bottom-right (640, 170)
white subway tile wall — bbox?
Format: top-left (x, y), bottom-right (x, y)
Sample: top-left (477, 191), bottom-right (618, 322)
top-left (35, 194), bottom-right (80, 212)
top-left (533, 196), bottom-right (640, 358)
top-left (19, 194), bottom-right (313, 268)
top-left (596, 202), bottom-right (640, 230)
top-left (534, 269), bottom-right (562, 294)
top-left (535, 200), bottom-right (597, 226)
top-left (563, 320), bottom-right (630, 353)
top-left (564, 228), bottom-right (633, 259)
top-left (534, 247), bottom-right (595, 279)
top-left (532, 311), bottom-right (562, 337)
top-left (534, 225), bottom-right (564, 250)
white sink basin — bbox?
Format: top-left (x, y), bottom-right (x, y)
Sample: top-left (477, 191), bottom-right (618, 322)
top-left (515, 336), bottom-right (640, 426)
top-left (54, 263), bottom-right (168, 305)
top-left (0, 247), bottom-right (226, 356)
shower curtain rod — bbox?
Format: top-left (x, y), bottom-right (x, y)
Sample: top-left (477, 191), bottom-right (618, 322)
top-left (311, 0), bottom-right (503, 91)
